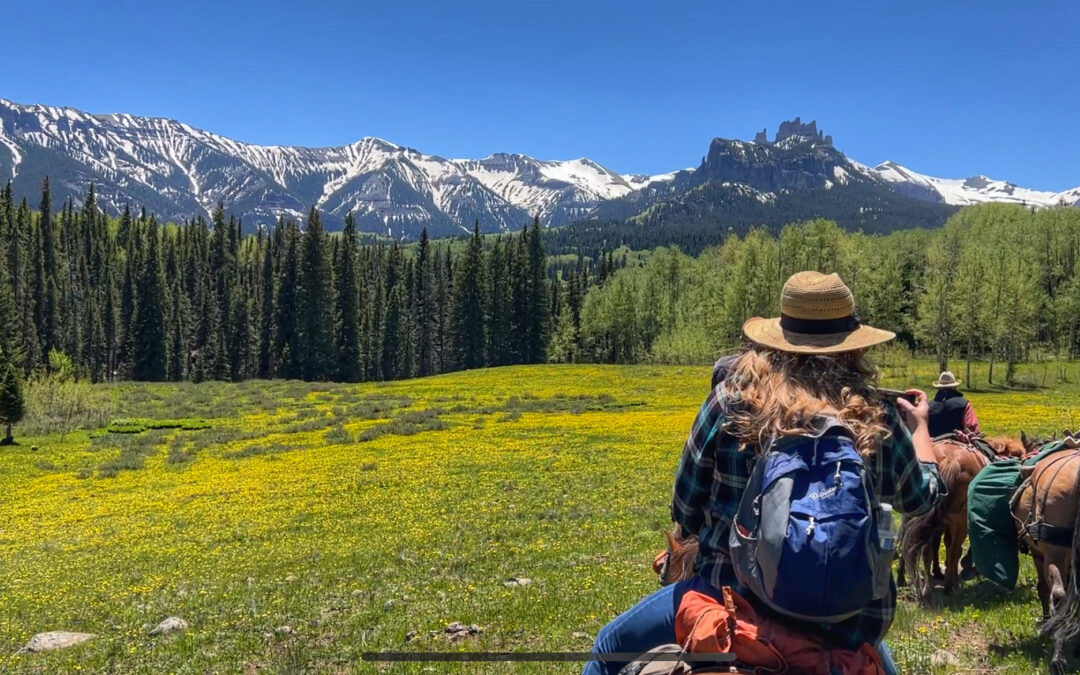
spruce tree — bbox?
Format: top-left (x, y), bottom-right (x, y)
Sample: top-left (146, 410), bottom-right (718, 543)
top-left (257, 231), bottom-right (276, 378)
top-left (525, 217), bottom-right (550, 362)
top-left (368, 251), bottom-right (386, 381)
top-left (131, 220), bottom-right (167, 380)
top-left (275, 220), bottom-right (302, 379)
top-left (0, 248), bottom-right (16, 368)
top-left (297, 208), bottom-right (333, 381)
top-left (36, 179), bottom-right (64, 361)
top-left (451, 222), bottom-right (487, 370)
top-left (509, 228), bottom-right (529, 363)
top-left (415, 228), bottom-right (438, 377)
top-left (381, 245), bottom-right (406, 379)
top-left (485, 237), bottom-right (512, 366)
top-left (0, 348), bottom-right (24, 445)
top-left (210, 204), bottom-right (234, 379)
top-left (335, 213), bottom-right (362, 381)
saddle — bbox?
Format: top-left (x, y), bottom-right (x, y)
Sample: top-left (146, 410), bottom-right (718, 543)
top-left (934, 430), bottom-right (999, 464)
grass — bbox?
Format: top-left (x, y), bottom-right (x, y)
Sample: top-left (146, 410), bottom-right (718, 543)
top-left (0, 360), bottom-right (1077, 673)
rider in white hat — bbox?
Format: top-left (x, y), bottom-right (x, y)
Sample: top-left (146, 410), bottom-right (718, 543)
top-left (928, 370), bottom-right (980, 438)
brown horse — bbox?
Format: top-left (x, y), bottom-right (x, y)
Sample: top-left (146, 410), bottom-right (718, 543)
top-left (654, 525), bottom-right (697, 586)
top-left (900, 435), bottom-right (1024, 600)
top-left (898, 432), bottom-right (1023, 596)
top-left (1012, 432), bottom-right (1080, 675)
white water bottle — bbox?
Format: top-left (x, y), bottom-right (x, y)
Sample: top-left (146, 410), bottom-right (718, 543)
top-left (878, 503), bottom-right (896, 551)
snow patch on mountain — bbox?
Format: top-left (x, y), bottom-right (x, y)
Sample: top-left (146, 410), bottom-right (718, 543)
top-left (0, 99), bottom-right (668, 235)
top-left (868, 160), bottom-right (1077, 208)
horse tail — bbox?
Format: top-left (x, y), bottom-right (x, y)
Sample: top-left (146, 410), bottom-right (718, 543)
top-left (900, 446), bottom-right (958, 590)
top-left (899, 502), bottom-right (947, 599)
top-left (1041, 469), bottom-right (1080, 642)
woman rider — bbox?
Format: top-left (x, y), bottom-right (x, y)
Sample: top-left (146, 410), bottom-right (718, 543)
top-left (585, 271), bottom-right (944, 675)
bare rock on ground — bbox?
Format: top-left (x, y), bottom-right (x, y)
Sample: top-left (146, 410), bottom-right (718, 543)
top-left (503, 577), bottom-right (532, 587)
top-left (444, 622), bottom-right (482, 642)
top-left (150, 616), bottom-right (188, 635)
top-left (19, 631), bottom-right (96, 653)
top-left (930, 649), bottom-right (960, 668)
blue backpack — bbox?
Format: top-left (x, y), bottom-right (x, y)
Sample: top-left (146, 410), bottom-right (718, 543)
top-left (728, 419), bottom-right (892, 623)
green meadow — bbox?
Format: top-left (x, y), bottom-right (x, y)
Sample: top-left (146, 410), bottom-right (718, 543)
top-left (0, 360), bottom-right (1077, 673)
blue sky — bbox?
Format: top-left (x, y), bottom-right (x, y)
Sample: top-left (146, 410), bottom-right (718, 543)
top-left (3, 1), bottom-right (1077, 190)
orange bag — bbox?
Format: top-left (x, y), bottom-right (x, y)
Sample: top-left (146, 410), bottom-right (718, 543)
top-left (674, 588), bottom-right (885, 675)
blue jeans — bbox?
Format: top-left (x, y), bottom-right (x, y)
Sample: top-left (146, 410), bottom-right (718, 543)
top-left (583, 576), bottom-right (900, 675)
top-left (583, 576), bottom-right (722, 675)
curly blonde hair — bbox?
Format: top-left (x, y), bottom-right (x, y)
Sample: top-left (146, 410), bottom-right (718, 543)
top-left (726, 347), bottom-right (890, 459)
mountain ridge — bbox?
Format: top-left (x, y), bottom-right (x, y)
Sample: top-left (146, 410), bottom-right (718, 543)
top-left (0, 98), bottom-right (675, 236)
top-left (1, 99), bottom-right (1075, 238)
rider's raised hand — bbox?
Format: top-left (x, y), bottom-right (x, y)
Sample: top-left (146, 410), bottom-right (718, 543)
top-left (897, 389), bottom-right (930, 432)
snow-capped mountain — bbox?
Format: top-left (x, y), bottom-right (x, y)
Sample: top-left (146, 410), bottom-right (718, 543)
top-left (0, 100), bottom-right (1075, 239)
top-left (0, 99), bottom-right (673, 237)
top-left (591, 120), bottom-right (960, 234)
top-left (867, 161), bottom-right (1080, 208)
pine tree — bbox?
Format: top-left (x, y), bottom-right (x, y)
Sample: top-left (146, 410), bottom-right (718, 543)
top-left (451, 222), bottom-right (487, 370)
top-left (297, 208), bottom-right (333, 381)
top-left (257, 230), bottom-right (276, 378)
top-left (436, 247), bottom-right (453, 374)
top-left (131, 219), bottom-right (167, 380)
top-left (384, 275), bottom-right (410, 379)
top-left (381, 245), bottom-right (408, 379)
top-left (525, 217), bottom-right (550, 362)
top-left (485, 237), bottom-right (512, 366)
top-left (335, 213), bottom-right (362, 381)
top-left (38, 178), bottom-right (61, 360)
top-left (509, 228), bottom-right (529, 363)
top-left (415, 228), bottom-right (438, 376)
top-left (0, 347), bottom-right (24, 445)
top-left (275, 220), bottom-right (302, 379)
top-left (367, 250), bottom-right (386, 381)
top-left (30, 212), bottom-right (48, 369)
top-left (210, 204), bottom-right (234, 379)
top-left (0, 232), bottom-right (16, 364)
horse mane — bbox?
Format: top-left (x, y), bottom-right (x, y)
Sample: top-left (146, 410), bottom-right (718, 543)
top-left (659, 528), bottom-right (699, 585)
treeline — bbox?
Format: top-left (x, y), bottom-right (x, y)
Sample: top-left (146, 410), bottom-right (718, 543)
top-left (568, 207), bottom-right (1080, 386)
top-left (0, 180), bottom-right (577, 383)
top-left (545, 182), bottom-right (958, 258)
top-left (3, 178), bottom-right (1078, 390)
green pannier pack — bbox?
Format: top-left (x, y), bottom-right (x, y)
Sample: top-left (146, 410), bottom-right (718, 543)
top-left (967, 442), bottom-right (1069, 589)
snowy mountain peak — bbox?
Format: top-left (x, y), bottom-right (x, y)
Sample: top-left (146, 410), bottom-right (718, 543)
top-left (0, 100), bottom-right (1076, 238)
top-left (0, 98), bottom-right (669, 237)
top-left (867, 160), bottom-right (1077, 207)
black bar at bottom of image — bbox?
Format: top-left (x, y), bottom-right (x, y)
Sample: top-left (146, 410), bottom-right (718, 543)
top-left (361, 651), bottom-right (737, 662)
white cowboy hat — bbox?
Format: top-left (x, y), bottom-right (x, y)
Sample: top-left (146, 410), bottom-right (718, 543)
top-left (742, 271), bottom-right (895, 354)
top-left (933, 371), bottom-right (961, 388)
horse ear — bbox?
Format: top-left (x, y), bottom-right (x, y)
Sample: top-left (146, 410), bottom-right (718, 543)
top-left (1021, 430), bottom-right (1030, 448)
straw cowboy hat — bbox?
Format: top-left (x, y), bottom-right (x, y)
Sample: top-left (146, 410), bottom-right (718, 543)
top-left (933, 371), bottom-right (961, 388)
top-left (742, 271), bottom-right (895, 354)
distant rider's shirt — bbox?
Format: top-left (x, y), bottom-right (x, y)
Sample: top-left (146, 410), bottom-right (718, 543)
top-left (928, 388), bottom-right (980, 437)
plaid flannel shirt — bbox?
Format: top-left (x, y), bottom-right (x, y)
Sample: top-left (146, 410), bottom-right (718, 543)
top-left (671, 383), bottom-right (944, 649)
